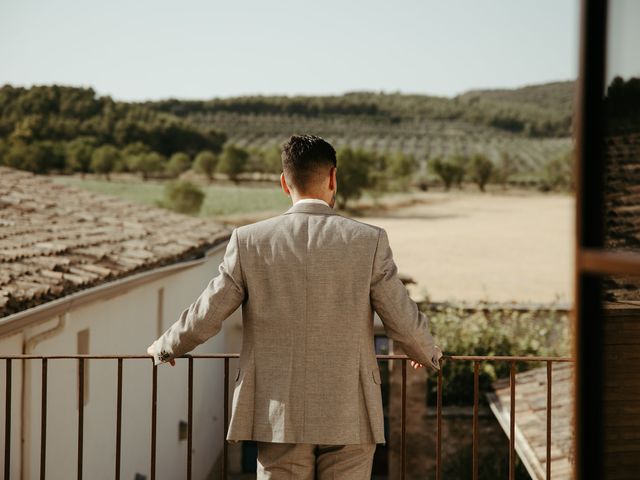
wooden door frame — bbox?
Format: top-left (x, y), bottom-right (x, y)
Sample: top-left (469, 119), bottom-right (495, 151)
top-left (574, 0), bottom-right (640, 478)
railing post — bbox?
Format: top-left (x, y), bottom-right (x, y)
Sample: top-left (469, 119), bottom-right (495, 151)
top-left (436, 358), bottom-right (443, 480)
top-left (400, 359), bottom-right (406, 480)
top-left (187, 356), bottom-right (193, 480)
top-left (472, 360), bottom-right (479, 480)
top-left (222, 357), bottom-right (229, 480)
top-left (115, 358), bottom-right (123, 480)
top-left (150, 362), bottom-right (157, 480)
top-left (509, 361), bottom-right (516, 480)
top-left (4, 359), bottom-right (11, 480)
top-left (546, 361), bottom-right (552, 480)
top-left (77, 358), bottom-right (84, 480)
top-left (40, 358), bottom-right (48, 480)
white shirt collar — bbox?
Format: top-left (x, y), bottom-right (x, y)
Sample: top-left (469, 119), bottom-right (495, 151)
top-left (293, 198), bottom-right (331, 208)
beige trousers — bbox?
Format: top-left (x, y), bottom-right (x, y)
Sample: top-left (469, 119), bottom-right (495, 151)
top-left (256, 441), bottom-right (377, 479)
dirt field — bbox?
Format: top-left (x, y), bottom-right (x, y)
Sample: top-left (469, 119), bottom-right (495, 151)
top-left (353, 189), bottom-right (574, 304)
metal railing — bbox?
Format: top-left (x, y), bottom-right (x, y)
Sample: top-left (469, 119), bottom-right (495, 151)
top-left (2, 353), bottom-right (574, 480)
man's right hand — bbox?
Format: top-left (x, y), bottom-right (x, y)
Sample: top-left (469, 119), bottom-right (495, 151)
top-left (410, 360), bottom-right (424, 369)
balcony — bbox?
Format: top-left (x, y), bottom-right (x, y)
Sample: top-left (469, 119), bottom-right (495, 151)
top-left (1, 353), bottom-right (575, 480)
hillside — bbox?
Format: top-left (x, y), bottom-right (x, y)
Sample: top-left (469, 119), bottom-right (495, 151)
top-left (0, 82), bottom-right (575, 181)
top-left (458, 81), bottom-right (575, 115)
top-left (143, 81), bottom-right (575, 175)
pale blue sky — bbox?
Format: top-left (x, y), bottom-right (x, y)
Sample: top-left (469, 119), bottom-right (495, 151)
top-left (607, 0), bottom-right (640, 82)
top-left (0, 0), bottom-right (580, 101)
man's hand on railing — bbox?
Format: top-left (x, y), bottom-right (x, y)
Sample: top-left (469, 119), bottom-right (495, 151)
top-left (146, 344), bottom-right (176, 366)
top-left (410, 360), bottom-right (424, 369)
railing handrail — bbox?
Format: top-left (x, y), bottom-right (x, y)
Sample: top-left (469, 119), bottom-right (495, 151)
top-left (0, 353), bottom-right (576, 361)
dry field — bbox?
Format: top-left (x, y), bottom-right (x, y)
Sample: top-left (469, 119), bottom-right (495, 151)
top-left (354, 189), bottom-right (574, 304)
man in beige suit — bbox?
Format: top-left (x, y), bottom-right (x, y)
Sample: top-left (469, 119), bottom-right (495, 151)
top-left (147, 134), bottom-right (442, 479)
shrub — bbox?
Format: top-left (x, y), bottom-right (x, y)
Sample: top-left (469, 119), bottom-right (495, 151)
top-left (418, 302), bottom-right (571, 406)
top-left (467, 154), bottom-right (494, 192)
top-left (540, 150), bottom-right (573, 191)
top-left (160, 180), bottom-right (205, 215)
top-left (385, 151), bottom-right (419, 191)
top-left (262, 144), bottom-right (283, 174)
top-left (166, 152), bottom-right (191, 178)
top-left (130, 151), bottom-right (166, 180)
top-left (217, 145), bottom-right (249, 183)
top-left (194, 150), bottom-right (218, 181)
top-left (428, 157), bottom-right (465, 191)
top-left (336, 147), bottom-right (373, 208)
top-left (65, 136), bottom-right (97, 174)
top-left (90, 144), bottom-right (120, 180)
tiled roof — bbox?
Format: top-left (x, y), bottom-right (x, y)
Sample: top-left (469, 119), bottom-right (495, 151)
top-left (0, 167), bottom-right (231, 318)
top-left (486, 362), bottom-right (575, 480)
top-left (603, 132), bottom-right (640, 304)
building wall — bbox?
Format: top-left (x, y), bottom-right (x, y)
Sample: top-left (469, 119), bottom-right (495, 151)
top-left (0, 244), bottom-right (245, 480)
top-left (603, 305), bottom-right (640, 479)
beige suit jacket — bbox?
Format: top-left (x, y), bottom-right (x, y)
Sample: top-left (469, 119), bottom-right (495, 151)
top-left (151, 200), bottom-right (442, 445)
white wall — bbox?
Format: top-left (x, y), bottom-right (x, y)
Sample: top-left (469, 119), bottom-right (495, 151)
top-left (0, 245), bottom-right (245, 480)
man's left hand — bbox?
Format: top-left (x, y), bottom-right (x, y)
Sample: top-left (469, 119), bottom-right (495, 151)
top-left (147, 344), bottom-right (175, 366)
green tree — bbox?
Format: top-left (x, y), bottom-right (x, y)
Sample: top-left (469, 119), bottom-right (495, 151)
top-left (3, 141), bottom-right (48, 173)
top-left (541, 150), bottom-right (573, 191)
top-left (217, 145), bottom-right (249, 184)
top-left (467, 154), bottom-right (494, 192)
top-left (428, 157), bottom-right (464, 191)
top-left (492, 151), bottom-right (519, 190)
top-left (262, 144), bottom-right (283, 174)
top-left (122, 142), bottom-right (152, 172)
top-left (65, 136), bottom-right (97, 175)
top-left (166, 152), bottom-right (191, 178)
top-left (131, 151), bottom-right (166, 181)
top-left (366, 151), bottom-right (389, 198)
top-left (335, 147), bottom-right (372, 208)
top-left (161, 180), bottom-right (205, 214)
top-left (0, 138), bottom-right (6, 164)
top-left (386, 151), bottom-right (418, 190)
top-left (90, 144), bottom-right (120, 180)
top-left (37, 141), bottom-right (66, 172)
top-left (193, 150), bottom-right (218, 181)
top-left (451, 154), bottom-right (469, 188)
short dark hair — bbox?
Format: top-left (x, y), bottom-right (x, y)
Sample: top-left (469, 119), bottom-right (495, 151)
top-left (281, 134), bottom-right (336, 193)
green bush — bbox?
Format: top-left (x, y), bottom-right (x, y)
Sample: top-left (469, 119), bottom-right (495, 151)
top-left (385, 151), bottom-right (418, 191)
top-left (428, 157), bottom-right (465, 190)
top-left (194, 150), bottom-right (218, 181)
top-left (540, 150), bottom-right (573, 191)
top-left (467, 154), bottom-right (494, 192)
top-left (335, 147), bottom-right (373, 208)
top-left (166, 152), bottom-right (191, 178)
top-left (65, 136), bottom-right (97, 174)
top-left (90, 144), bottom-right (120, 180)
top-left (419, 302), bottom-right (571, 405)
top-left (130, 151), bottom-right (166, 180)
top-left (217, 145), bottom-right (249, 183)
top-left (160, 180), bottom-right (205, 214)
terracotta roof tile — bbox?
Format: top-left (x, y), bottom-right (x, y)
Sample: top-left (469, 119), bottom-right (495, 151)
top-left (0, 167), bottom-right (231, 317)
top-left (486, 362), bottom-right (575, 480)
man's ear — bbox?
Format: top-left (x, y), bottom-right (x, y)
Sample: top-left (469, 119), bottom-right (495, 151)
top-left (281, 173), bottom-right (291, 195)
top-left (330, 167), bottom-right (337, 190)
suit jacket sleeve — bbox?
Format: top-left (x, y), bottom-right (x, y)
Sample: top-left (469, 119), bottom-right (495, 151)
top-left (370, 228), bottom-right (443, 371)
top-left (151, 228), bottom-right (246, 366)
